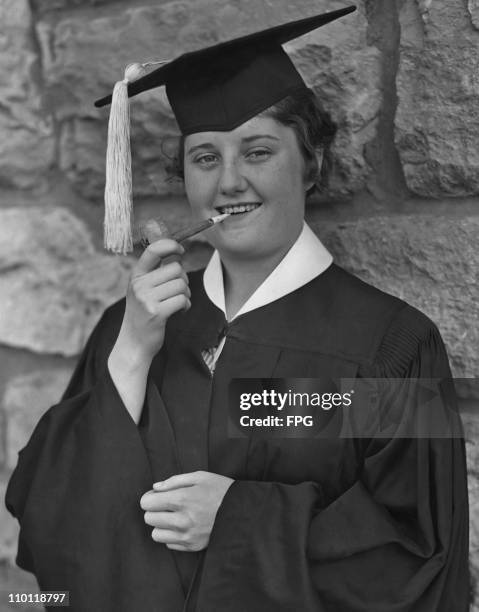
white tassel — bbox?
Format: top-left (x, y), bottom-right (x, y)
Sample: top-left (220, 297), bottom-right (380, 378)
top-left (104, 62), bottom-right (146, 254)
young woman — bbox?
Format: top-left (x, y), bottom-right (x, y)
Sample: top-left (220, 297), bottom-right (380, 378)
top-left (5, 7), bottom-right (469, 611)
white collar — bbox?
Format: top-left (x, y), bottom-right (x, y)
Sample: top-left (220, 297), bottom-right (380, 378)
top-left (203, 222), bottom-right (333, 322)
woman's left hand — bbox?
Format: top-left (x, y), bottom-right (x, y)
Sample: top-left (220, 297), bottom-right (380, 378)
top-left (140, 471), bottom-right (234, 552)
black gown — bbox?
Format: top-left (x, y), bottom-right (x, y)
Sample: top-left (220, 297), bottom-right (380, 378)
top-left (5, 263), bottom-right (469, 611)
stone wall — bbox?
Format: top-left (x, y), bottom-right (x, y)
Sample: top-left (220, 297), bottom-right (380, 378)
top-left (0, 0), bottom-right (477, 607)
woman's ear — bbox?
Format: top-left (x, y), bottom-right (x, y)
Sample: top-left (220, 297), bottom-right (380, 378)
top-left (304, 147), bottom-right (324, 192)
top-left (315, 147), bottom-right (324, 172)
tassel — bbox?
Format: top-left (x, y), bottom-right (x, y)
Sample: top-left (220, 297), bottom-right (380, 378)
top-left (103, 62), bottom-right (146, 254)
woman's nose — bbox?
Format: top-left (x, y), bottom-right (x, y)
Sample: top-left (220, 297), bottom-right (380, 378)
top-left (218, 160), bottom-right (248, 195)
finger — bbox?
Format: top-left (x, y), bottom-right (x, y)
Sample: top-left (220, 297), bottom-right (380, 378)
top-left (146, 262), bottom-right (188, 287)
top-left (161, 253), bottom-right (182, 266)
top-left (147, 278), bottom-right (191, 304)
top-left (151, 528), bottom-right (185, 545)
top-left (166, 543), bottom-right (191, 552)
top-left (135, 239), bottom-right (184, 275)
top-left (140, 489), bottom-right (183, 512)
top-left (140, 489), bottom-right (156, 510)
top-left (156, 294), bottom-right (191, 317)
top-left (153, 471), bottom-right (202, 491)
top-left (144, 511), bottom-right (188, 531)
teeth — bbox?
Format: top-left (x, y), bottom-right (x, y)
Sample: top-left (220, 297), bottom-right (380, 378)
top-left (218, 203), bottom-right (261, 215)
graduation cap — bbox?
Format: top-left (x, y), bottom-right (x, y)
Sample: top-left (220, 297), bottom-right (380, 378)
top-left (95, 5), bottom-right (356, 254)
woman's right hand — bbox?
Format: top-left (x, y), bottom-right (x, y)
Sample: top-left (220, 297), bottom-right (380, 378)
top-left (108, 239), bottom-right (190, 424)
top-left (116, 238), bottom-right (191, 363)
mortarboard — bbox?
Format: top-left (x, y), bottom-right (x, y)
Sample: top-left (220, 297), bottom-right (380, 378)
top-left (95, 5), bottom-right (356, 254)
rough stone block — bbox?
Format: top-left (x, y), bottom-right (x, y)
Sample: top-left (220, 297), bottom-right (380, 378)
top-left (59, 114), bottom-right (184, 202)
top-left (32, 0), bottom-right (113, 13)
top-left (0, 207), bottom-right (132, 356)
top-left (0, 411), bottom-right (6, 470)
top-left (0, 561), bottom-right (39, 611)
top-left (0, 0), bottom-right (55, 190)
top-left (0, 477), bottom-right (20, 564)
top-left (287, 2), bottom-right (381, 196)
top-left (395, 0), bottom-right (479, 196)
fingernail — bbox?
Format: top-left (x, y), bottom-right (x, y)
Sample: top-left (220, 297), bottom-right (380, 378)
top-left (153, 481), bottom-right (163, 490)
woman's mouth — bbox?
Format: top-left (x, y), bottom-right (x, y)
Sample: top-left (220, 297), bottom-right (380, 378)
top-left (215, 202), bottom-right (262, 215)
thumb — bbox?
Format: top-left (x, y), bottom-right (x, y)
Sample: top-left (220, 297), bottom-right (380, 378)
top-left (135, 239), bottom-right (184, 275)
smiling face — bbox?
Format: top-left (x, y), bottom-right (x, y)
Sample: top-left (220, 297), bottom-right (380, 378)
top-left (183, 116), bottom-right (311, 261)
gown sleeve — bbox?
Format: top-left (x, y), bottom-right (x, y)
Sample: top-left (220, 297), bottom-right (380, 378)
top-left (3, 302), bottom-right (186, 610)
top-left (4, 304), bottom-right (130, 570)
top-left (195, 306), bottom-right (470, 611)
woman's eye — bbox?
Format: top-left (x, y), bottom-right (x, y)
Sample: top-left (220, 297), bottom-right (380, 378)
top-left (246, 149), bottom-right (271, 161)
top-left (195, 154), bottom-right (219, 167)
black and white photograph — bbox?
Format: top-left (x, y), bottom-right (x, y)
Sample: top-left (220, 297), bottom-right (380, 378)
top-left (0, 0), bottom-right (477, 610)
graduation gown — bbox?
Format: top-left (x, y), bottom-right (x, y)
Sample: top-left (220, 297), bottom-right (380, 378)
top-left (5, 263), bottom-right (469, 611)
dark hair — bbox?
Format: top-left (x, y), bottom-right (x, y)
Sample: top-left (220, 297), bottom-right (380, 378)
top-left (165, 87), bottom-right (336, 194)
top-left (259, 87), bottom-right (337, 194)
